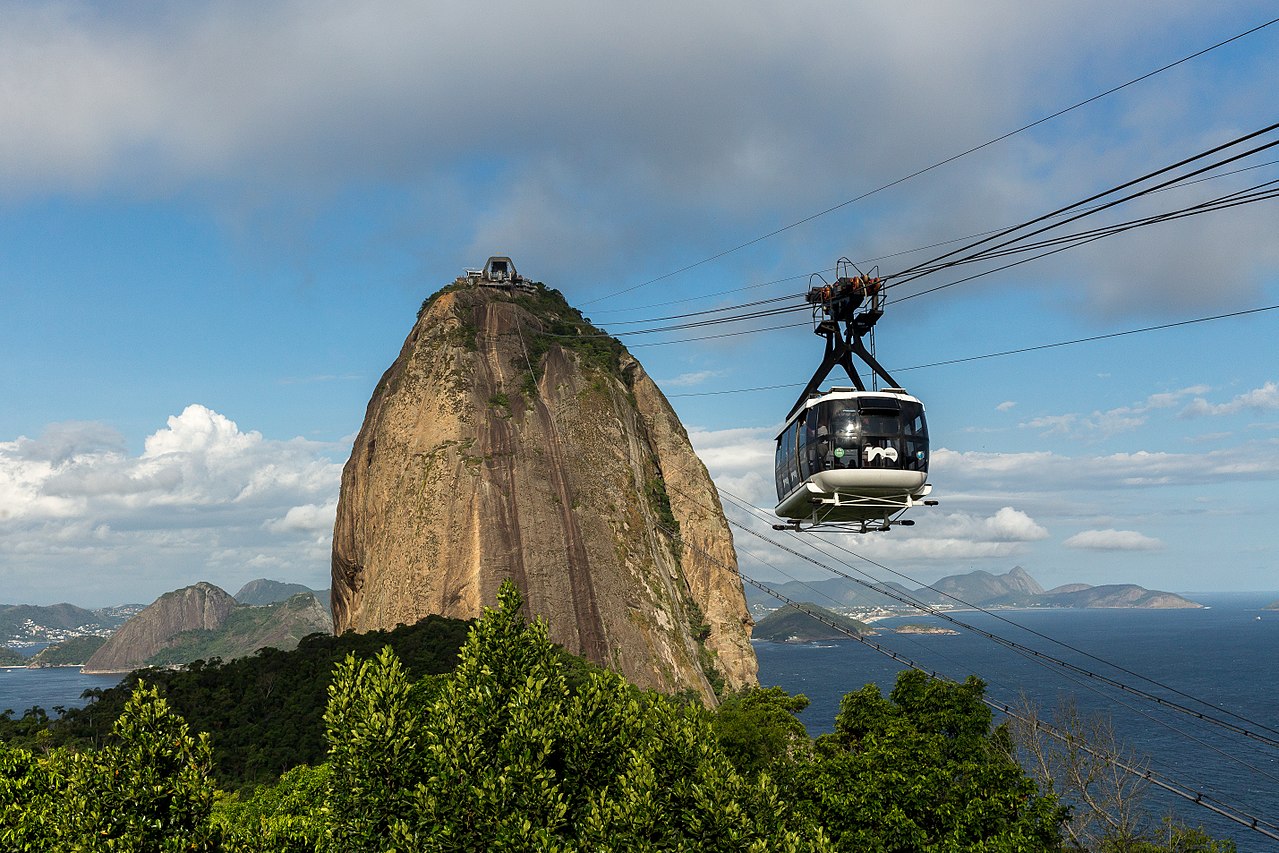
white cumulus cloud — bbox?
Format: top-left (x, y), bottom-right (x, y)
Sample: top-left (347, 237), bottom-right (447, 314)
top-left (1063, 529), bottom-right (1163, 551)
top-left (0, 405), bottom-right (343, 604)
top-left (1181, 381), bottom-right (1279, 418)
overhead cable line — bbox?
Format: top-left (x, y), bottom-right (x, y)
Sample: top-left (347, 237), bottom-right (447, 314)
top-left (883, 123), bottom-right (1279, 289)
top-left (893, 177), bottom-right (1279, 280)
top-left (591, 293), bottom-right (803, 327)
top-left (581, 16), bottom-right (1279, 307)
top-left (588, 156), bottom-right (1279, 320)
top-left (731, 526), bottom-right (1279, 808)
top-left (662, 455), bottom-right (1279, 755)
top-left (562, 146), bottom-right (1279, 344)
top-left (663, 302), bottom-right (1279, 396)
top-left (659, 519), bottom-right (1279, 842)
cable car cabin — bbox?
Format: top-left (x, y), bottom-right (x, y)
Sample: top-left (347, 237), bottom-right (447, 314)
top-left (775, 388), bottom-right (932, 530)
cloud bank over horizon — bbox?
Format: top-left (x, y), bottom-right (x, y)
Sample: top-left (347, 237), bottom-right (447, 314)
top-left (0, 404), bottom-right (342, 605)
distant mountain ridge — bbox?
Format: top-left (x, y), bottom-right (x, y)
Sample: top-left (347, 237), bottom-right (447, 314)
top-left (745, 567), bottom-right (1202, 611)
top-left (234, 579), bottom-right (332, 617)
top-left (83, 582), bottom-right (333, 673)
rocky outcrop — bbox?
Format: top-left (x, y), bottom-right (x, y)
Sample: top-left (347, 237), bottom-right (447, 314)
top-left (83, 585), bottom-right (334, 673)
top-left (332, 282), bottom-right (756, 702)
top-left (84, 582), bottom-right (237, 673)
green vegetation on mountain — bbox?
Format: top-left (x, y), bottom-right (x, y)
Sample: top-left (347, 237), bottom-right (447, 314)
top-left (752, 602), bottom-right (869, 642)
top-left (512, 285), bottom-right (628, 384)
top-left (0, 603), bottom-right (99, 636)
top-left (0, 647), bottom-right (25, 666)
top-left (29, 635), bottom-right (106, 667)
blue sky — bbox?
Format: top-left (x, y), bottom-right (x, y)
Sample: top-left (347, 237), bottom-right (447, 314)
top-left (2, 1), bottom-right (1277, 606)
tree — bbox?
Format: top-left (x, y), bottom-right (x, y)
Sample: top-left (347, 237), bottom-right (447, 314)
top-left (799, 670), bottom-right (1065, 852)
top-left (1010, 698), bottom-right (1238, 852)
top-left (323, 646), bottom-right (426, 851)
top-left (214, 763), bottom-right (329, 853)
top-left (0, 683), bottom-right (220, 851)
top-left (712, 686), bottom-right (812, 780)
top-left (328, 580), bottom-right (827, 851)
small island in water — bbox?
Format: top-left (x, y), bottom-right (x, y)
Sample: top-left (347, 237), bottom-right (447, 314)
top-left (894, 624), bottom-right (960, 636)
top-left (753, 603), bottom-right (870, 643)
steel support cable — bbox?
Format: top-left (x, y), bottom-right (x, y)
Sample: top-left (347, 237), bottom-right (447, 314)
top-left (885, 122), bottom-right (1279, 284)
top-left (893, 179), bottom-right (1279, 277)
top-left (889, 174), bottom-right (1279, 306)
top-left (580, 16), bottom-right (1279, 308)
top-left (629, 319), bottom-right (811, 347)
top-left (858, 157), bottom-right (1279, 273)
top-left (717, 505), bottom-right (1279, 752)
top-left (574, 156), bottom-right (1279, 342)
top-left (587, 272), bottom-right (815, 316)
top-left (598, 301), bottom-right (809, 334)
top-left (884, 127), bottom-right (1279, 289)
top-left (541, 302), bottom-right (809, 343)
top-left (582, 181), bottom-right (1279, 350)
top-left (893, 178), bottom-right (1279, 282)
top-left (597, 293), bottom-right (805, 327)
top-left (589, 158), bottom-right (1279, 319)
top-left (995, 636), bottom-right (1279, 790)
top-left (660, 521), bottom-right (1279, 842)
top-left (666, 465), bottom-right (1279, 751)
top-left (714, 486), bottom-right (1279, 744)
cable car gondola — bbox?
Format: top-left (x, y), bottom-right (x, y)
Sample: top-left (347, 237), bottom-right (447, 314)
top-left (773, 261), bottom-right (937, 532)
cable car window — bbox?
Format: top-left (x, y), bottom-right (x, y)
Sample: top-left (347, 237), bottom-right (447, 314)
top-left (861, 413), bottom-right (900, 434)
top-left (857, 396), bottom-right (901, 412)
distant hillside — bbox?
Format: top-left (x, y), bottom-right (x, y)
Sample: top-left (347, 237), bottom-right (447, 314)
top-left (235, 578), bottom-right (332, 618)
top-left (234, 579), bottom-right (314, 605)
top-left (744, 567), bottom-right (1201, 611)
top-left (918, 566), bottom-right (1044, 606)
top-left (1036, 584), bottom-right (1199, 609)
top-left (753, 603), bottom-right (869, 643)
top-left (29, 635), bottom-right (107, 667)
top-left (0, 603), bottom-right (137, 650)
top-left (0, 603), bottom-right (98, 634)
top-left (84, 583), bottom-right (332, 673)
top-left (744, 577), bottom-right (914, 610)
top-left (1266, 601), bottom-right (1279, 611)
top-left (0, 646), bottom-right (25, 666)
top-left (146, 594), bottom-right (332, 666)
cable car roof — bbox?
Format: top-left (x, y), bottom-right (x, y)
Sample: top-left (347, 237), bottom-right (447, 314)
top-left (780, 386), bottom-right (924, 431)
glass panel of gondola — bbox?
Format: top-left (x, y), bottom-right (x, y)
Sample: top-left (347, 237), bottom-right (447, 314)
top-left (901, 401), bottom-right (929, 472)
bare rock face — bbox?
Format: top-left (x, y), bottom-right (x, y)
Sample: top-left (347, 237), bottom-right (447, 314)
top-left (84, 582), bottom-right (237, 673)
top-left (332, 282), bottom-right (757, 701)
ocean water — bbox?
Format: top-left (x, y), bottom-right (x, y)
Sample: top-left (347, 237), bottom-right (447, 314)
top-left (0, 667), bottom-right (125, 717)
top-left (755, 592), bottom-right (1279, 851)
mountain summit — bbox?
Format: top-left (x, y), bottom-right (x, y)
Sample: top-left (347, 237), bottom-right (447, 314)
top-left (331, 271), bottom-right (756, 701)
